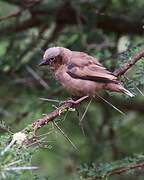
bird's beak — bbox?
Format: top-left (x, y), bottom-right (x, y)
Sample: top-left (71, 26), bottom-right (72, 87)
top-left (39, 60), bottom-right (49, 66)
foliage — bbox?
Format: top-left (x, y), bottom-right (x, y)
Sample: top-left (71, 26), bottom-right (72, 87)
top-left (79, 155), bottom-right (144, 179)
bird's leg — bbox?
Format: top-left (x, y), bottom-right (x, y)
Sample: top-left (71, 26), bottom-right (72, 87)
top-left (64, 95), bottom-right (89, 105)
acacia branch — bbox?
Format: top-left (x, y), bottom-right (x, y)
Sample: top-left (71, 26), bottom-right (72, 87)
top-left (31, 96), bottom-right (88, 136)
top-left (114, 48), bottom-right (144, 76)
top-left (105, 161), bottom-right (144, 178)
top-left (81, 160), bottom-right (144, 179)
top-left (0, 9), bottom-right (21, 22)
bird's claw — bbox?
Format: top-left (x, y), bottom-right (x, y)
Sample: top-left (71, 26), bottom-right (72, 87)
top-left (64, 99), bottom-right (77, 105)
top-left (64, 96), bottom-right (89, 106)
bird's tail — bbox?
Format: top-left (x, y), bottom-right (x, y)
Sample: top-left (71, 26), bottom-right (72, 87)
top-left (105, 83), bottom-right (135, 97)
top-left (120, 86), bottom-right (135, 97)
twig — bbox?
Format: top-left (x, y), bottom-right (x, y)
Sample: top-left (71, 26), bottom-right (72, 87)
top-left (39, 97), bottom-right (63, 103)
top-left (114, 48), bottom-right (144, 76)
top-left (82, 160), bottom-right (144, 179)
top-left (26, 66), bottom-right (49, 89)
top-left (95, 93), bottom-right (125, 115)
top-left (0, 9), bottom-right (21, 22)
top-left (124, 75), bottom-right (144, 96)
top-left (79, 98), bottom-right (92, 135)
top-left (32, 96), bottom-right (88, 135)
top-left (5, 166), bottom-right (38, 171)
top-left (53, 121), bottom-right (77, 150)
top-left (105, 161), bottom-right (144, 178)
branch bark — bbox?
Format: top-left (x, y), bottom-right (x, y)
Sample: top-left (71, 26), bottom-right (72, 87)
top-left (31, 96), bottom-right (88, 135)
top-left (0, 9), bottom-right (21, 22)
top-left (105, 161), bottom-right (144, 178)
top-left (114, 48), bottom-right (144, 76)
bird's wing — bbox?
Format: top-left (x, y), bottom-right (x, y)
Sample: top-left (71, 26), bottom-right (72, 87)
top-left (70, 51), bottom-right (102, 66)
top-left (67, 52), bottom-right (117, 83)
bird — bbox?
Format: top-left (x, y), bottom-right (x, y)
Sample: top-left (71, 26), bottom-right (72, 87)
top-left (39, 47), bottom-right (134, 98)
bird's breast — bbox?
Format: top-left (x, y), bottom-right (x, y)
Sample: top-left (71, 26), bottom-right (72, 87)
top-left (54, 66), bottom-right (103, 96)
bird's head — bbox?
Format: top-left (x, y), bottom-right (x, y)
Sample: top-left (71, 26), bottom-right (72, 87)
top-left (39, 47), bottom-right (70, 70)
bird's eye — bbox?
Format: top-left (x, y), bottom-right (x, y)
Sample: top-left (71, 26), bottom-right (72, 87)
top-left (49, 57), bottom-right (55, 62)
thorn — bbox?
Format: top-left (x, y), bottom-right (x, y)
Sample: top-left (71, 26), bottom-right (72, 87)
top-left (79, 98), bottom-right (92, 136)
top-left (95, 93), bottom-right (125, 115)
top-left (39, 97), bottom-right (63, 103)
top-left (53, 122), bottom-right (78, 150)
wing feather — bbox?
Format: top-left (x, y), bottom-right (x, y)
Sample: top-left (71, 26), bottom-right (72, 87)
top-left (67, 52), bottom-right (117, 83)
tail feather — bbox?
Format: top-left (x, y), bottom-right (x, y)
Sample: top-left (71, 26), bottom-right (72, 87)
top-left (105, 83), bottom-right (135, 97)
top-left (121, 87), bottom-right (135, 97)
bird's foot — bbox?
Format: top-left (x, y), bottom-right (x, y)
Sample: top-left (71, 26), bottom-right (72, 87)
top-left (64, 96), bottom-right (89, 106)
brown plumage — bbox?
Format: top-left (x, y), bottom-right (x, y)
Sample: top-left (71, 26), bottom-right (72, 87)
top-left (39, 47), bottom-right (134, 97)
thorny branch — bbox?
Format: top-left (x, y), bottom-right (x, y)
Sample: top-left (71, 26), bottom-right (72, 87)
top-left (31, 96), bottom-right (88, 135)
top-left (105, 161), bottom-right (144, 178)
top-left (83, 161), bottom-right (144, 179)
top-left (114, 48), bottom-right (144, 76)
top-left (0, 9), bottom-right (21, 22)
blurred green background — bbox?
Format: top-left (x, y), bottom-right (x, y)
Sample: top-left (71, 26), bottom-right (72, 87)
top-left (0, 0), bottom-right (144, 179)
